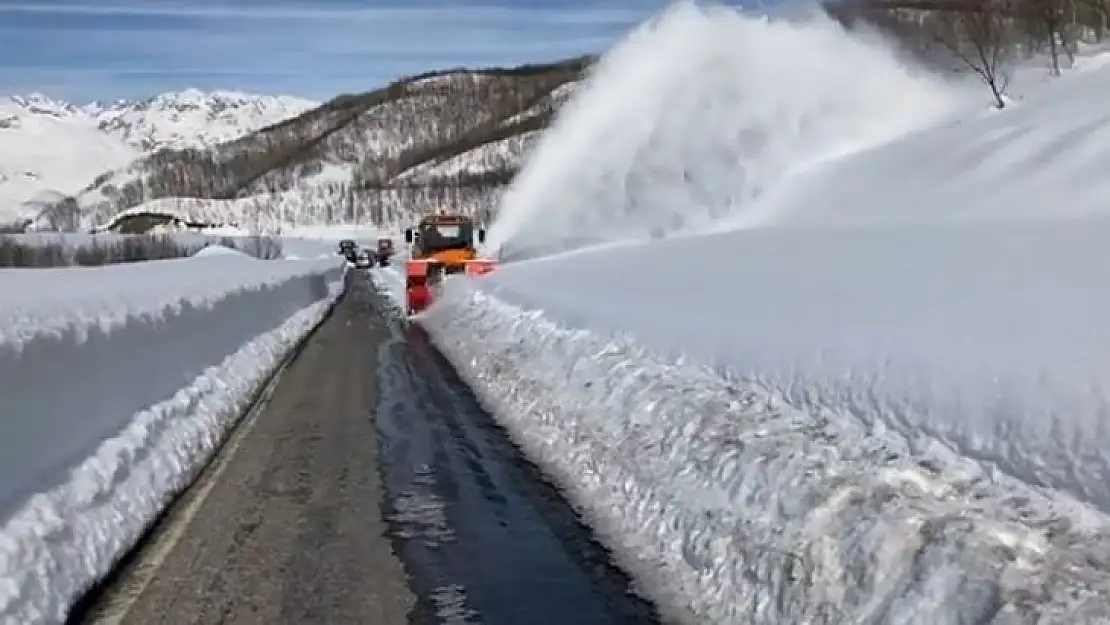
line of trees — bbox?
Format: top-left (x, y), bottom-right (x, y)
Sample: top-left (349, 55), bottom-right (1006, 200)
top-left (828, 0), bottom-right (1110, 106)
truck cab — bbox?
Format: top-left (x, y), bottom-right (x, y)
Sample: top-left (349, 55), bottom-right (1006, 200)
top-left (402, 214), bottom-right (495, 315)
top-left (404, 214), bottom-right (486, 273)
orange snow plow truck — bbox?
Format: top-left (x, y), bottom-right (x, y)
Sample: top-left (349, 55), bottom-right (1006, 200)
top-left (403, 213), bottom-right (496, 315)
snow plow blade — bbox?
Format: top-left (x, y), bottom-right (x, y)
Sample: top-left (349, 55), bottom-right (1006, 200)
top-left (404, 258), bottom-right (497, 315)
top-left (404, 260), bottom-right (433, 316)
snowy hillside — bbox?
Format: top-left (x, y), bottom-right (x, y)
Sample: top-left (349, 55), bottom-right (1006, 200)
top-left (486, 2), bottom-right (1110, 258)
top-left (0, 95), bottom-right (138, 230)
top-left (70, 60), bottom-right (587, 234)
top-left (5, 59), bottom-right (586, 234)
top-left (0, 90), bottom-right (317, 230)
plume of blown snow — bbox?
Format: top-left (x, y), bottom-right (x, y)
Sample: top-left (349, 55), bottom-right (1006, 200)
top-left (487, 0), bottom-right (968, 260)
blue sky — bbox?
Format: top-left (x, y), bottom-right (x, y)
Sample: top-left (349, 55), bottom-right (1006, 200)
top-left (0, 0), bottom-right (771, 103)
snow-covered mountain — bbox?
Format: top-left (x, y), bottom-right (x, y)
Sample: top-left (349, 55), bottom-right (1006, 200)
top-left (71, 60), bottom-right (587, 234)
top-left (0, 90), bottom-right (317, 229)
top-left (0, 58), bottom-right (586, 234)
top-left (0, 95), bottom-right (136, 230)
top-left (90, 89), bottom-right (318, 152)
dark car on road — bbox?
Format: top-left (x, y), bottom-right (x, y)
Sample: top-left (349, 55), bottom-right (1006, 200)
top-left (375, 237), bottom-right (395, 266)
top-left (338, 239), bottom-right (358, 263)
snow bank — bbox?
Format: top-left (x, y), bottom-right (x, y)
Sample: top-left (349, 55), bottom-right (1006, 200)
top-left (420, 280), bottom-right (1110, 624)
top-left (471, 219), bottom-right (1110, 516)
top-left (192, 244), bottom-right (250, 257)
top-left (1, 232), bottom-right (283, 266)
top-left (0, 256), bottom-right (346, 624)
top-left (487, 1), bottom-right (968, 260)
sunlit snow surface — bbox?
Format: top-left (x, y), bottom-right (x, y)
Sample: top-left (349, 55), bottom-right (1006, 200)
top-left (726, 49), bottom-right (1110, 230)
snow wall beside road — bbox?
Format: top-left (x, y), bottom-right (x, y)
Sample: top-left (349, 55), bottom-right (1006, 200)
top-left (0, 256), bottom-right (347, 624)
top-left (419, 280), bottom-right (1110, 625)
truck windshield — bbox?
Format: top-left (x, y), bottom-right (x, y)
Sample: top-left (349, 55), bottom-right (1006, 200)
top-left (420, 222), bottom-right (472, 252)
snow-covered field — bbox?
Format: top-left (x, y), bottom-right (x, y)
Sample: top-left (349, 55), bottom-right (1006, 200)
top-left (0, 245), bottom-right (346, 623)
top-left (385, 3), bottom-right (1110, 624)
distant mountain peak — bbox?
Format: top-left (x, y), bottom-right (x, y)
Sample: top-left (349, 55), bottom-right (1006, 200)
top-left (4, 89), bottom-right (319, 151)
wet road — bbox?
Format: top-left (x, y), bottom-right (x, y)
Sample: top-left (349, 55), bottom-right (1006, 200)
top-left (71, 273), bottom-right (659, 625)
top-left (371, 277), bottom-right (659, 625)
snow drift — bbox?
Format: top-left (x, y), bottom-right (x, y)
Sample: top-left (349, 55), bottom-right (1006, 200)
top-left (486, 0), bottom-right (967, 260)
top-left (0, 255), bottom-right (346, 624)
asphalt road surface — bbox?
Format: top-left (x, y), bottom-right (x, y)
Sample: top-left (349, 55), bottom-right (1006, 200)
top-left (72, 274), bottom-right (659, 625)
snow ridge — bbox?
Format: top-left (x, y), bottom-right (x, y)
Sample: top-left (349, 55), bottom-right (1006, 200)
top-left (420, 282), bottom-right (1110, 625)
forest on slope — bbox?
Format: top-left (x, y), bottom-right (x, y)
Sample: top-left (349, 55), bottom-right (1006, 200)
top-left (827, 0), bottom-right (1110, 106)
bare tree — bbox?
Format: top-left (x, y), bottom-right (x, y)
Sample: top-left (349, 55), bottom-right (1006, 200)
top-left (932, 0), bottom-right (1016, 107)
top-left (37, 196), bottom-right (81, 231)
top-left (1017, 0), bottom-right (1077, 74)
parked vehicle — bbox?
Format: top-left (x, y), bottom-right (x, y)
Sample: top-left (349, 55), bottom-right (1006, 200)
top-left (337, 239), bottom-right (358, 264)
top-left (375, 237), bottom-right (395, 266)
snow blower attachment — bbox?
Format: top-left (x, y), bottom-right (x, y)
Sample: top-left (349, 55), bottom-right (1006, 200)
top-left (403, 213), bottom-right (497, 315)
